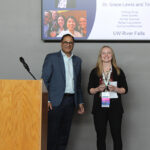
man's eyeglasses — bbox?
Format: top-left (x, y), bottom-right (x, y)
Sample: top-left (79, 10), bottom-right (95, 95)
top-left (63, 41), bottom-right (74, 45)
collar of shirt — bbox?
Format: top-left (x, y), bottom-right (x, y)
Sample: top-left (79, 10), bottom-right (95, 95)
top-left (61, 50), bottom-right (73, 59)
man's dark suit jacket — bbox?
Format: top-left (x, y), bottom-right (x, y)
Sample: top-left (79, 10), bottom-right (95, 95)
top-left (42, 51), bottom-right (83, 107)
top-left (55, 0), bottom-right (76, 8)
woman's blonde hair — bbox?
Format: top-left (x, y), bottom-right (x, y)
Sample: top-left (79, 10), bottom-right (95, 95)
top-left (96, 46), bottom-right (120, 77)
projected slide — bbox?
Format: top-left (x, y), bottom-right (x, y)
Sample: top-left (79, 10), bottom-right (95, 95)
top-left (42, 0), bottom-right (150, 41)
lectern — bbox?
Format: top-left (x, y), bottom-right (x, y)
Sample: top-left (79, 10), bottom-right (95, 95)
top-left (0, 79), bottom-right (48, 150)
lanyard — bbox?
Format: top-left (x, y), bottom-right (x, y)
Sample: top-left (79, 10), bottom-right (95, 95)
top-left (102, 66), bottom-right (112, 87)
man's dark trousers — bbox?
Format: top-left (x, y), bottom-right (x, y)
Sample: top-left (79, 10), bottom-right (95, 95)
top-left (47, 94), bottom-right (75, 150)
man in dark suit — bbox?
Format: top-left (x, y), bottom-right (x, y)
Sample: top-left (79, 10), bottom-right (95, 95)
top-left (42, 34), bottom-right (84, 150)
top-left (55, 0), bottom-right (76, 8)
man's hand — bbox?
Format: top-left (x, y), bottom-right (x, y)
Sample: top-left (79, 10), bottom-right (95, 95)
top-left (77, 103), bottom-right (84, 115)
top-left (48, 101), bottom-right (52, 111)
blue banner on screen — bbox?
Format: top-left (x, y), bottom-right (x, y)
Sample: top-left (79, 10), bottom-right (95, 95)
top-left (42, 0), bottom-right (150, 41)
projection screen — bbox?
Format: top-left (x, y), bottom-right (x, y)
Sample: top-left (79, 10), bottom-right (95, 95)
top-left (42, 0), bottom-right (150, 41)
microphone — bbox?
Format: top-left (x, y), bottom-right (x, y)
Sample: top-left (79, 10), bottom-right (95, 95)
top-left (19, 57), bottom-right (37, 80)
top-left (19, 57), bottom-right (30, 72)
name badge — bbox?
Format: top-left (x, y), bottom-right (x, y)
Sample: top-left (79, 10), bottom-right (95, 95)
top-left (101, 92), bottom-right (110, 108)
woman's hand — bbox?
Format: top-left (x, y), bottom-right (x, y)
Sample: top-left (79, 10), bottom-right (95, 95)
top-left (108, 85), bottom-right (117, 92)
top-left (90, 84), bottom-right (106, 95)
top-left (108, 85), bottom-right (126, 94)
top-left (97, 84), bottom-right (106, 92)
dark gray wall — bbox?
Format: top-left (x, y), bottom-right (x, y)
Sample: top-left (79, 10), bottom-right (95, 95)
top-left (1, 0), bottom-right (150, 149)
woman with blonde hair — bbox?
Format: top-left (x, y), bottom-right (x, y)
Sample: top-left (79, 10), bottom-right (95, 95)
top-left (88, 45), bottom-right (128, 150)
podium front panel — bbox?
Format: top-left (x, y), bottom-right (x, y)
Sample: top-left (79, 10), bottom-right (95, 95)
top-left (0, 80), bottom-right (44, 150)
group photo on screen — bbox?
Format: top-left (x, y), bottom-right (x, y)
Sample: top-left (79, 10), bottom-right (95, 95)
top-left (43, 10), bottom-right (87, 39)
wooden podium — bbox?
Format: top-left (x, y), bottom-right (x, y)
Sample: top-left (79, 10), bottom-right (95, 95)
top-left (0, 79), bottom-right (48, 150)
